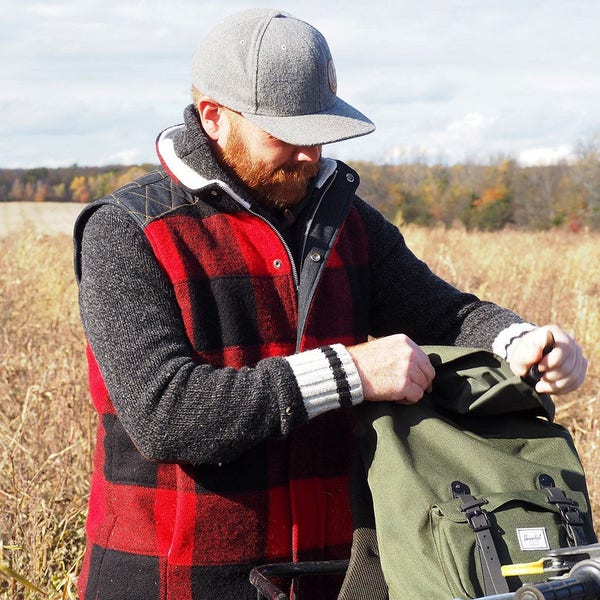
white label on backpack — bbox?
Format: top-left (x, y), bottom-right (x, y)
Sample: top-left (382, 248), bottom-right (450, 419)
top-left (516, 527), bottom-right (550, 551)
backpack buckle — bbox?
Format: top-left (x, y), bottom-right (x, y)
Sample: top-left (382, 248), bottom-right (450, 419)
top-left (450, 480), bottom-right (509, 595)
top-left (538, 473), bottom-right (589, 547)
top-left (466, 506), bottom-right (493, 532)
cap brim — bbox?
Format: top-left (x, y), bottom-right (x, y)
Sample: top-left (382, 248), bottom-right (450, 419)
top-left (241, 96), bottom-right (375, 146)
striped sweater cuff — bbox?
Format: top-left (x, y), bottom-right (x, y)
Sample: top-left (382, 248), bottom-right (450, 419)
top-left (492, 322), bottom-right (537, 360)
top-left (284, 344), bottom-right (363, 419)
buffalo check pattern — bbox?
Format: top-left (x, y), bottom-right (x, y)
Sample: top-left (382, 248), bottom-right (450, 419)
top-left (75, 166), bottom-right (370, 599)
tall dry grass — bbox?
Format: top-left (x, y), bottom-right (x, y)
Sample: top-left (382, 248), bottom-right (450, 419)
top-left (0, 222), bottom-right (598, 598)
top-left (0, 229), bottom-right (90, 599)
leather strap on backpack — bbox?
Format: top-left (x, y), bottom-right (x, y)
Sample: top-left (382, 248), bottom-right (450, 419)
top-left (451, 481), bottom-right (510, 595)
top-left (538, 474), bottom-right (589, 547)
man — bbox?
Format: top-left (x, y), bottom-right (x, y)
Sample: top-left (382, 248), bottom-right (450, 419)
top-left (74, 9), bottom-right (587, 600)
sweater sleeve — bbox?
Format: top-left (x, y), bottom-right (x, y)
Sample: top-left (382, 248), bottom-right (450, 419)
top-left (77, 204), bottom-right (361, 466)
top-left (353, 198), bottom-right (534, 353)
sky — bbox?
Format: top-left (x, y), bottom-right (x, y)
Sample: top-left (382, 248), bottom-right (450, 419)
top-left (2, 0), bottom-right (600, 168)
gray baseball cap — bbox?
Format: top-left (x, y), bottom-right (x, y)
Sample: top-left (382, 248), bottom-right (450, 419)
top-left (191, 9), bottom-right (375, 146)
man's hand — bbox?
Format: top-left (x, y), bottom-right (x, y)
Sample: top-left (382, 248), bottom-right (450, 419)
top-left (347, 334), bottom-right (435, 404)
top-left (509, 325), bottom-right (587, 395)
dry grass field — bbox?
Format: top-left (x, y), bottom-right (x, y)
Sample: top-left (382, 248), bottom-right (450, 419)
top-left (0, 203), bottom-right (82, 239)
top-left (0, 203), bottom-right (598, 598)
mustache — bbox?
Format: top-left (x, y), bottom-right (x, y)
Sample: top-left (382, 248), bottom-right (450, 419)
top-left (272, 160), bottom-right (320, 182)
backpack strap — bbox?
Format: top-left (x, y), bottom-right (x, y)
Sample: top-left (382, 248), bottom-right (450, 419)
top-left (451, 481), bottom-right (510, 595)
top-left (538, 474), bottom-right (589, 547)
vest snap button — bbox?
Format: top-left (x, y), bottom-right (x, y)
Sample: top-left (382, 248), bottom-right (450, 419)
top-left (309, 251), bottom-right (322, 262)
top-left (273, 259), bottom-right (282, 269)
top-left (346, 173), bottom-right (355, 183)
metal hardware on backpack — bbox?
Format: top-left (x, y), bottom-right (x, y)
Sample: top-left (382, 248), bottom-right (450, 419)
top-left (451, 476), bottom-right (592, 597)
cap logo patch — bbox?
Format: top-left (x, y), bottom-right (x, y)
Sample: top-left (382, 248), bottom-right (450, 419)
top-left (327, 59), bottom-right (337, 95)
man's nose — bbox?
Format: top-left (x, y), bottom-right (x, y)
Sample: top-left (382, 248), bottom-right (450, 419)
top-left (294, 145), bottom-right (322, 163)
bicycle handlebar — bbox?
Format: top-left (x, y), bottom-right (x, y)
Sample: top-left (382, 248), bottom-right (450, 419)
top-left (475, 557), bottom-right (600, 600)
top-left (250, 559), bottom-right (349, 600)
top-left (250, 553), bottom-right (600, 600)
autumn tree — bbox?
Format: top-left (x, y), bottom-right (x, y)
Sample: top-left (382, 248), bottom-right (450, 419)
top-left (573, 137), bottom-right (600, 228)
top-left (69, 175), bottom-right (91, 203)
top-left (8, 178), bottom-right (25, 201)
top-left (462, 185), bottom-right (512, 231)
top-left (33, 181), bottom-right (49, 202)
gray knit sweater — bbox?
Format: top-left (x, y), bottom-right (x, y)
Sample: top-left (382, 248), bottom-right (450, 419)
top-left (76, 112), bottom-right (533, 465)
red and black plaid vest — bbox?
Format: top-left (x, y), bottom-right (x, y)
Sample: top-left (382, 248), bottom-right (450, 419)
top-left (75, 166), bottom-right (371, 599)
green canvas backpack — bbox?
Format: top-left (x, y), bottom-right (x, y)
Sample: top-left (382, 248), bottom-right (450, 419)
top-left (341, 346), bottom-right (597, 600)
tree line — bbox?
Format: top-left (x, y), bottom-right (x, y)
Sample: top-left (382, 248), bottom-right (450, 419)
top-left (0, 164), bottom-right (154, 207)
top-left (2, 143), bottom-right (599, 231)
top-left (348, 138), bottom-right (600, 231)
top-left (350, 160), bottom-right (600, 232)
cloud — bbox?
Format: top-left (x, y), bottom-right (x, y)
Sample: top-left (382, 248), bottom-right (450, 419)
top-left (2, 0), bottom-right (600, 167)
top-left (518, 145), bottom-right (574, 167)
top-left (376, 112), bottom-right (497, 164)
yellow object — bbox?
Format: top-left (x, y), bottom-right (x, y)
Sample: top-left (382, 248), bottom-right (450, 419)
top-left (501, 559), bottom-right (547, 577)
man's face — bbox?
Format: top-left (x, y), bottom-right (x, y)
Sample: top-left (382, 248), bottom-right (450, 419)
top-left (217, 110), bottom-right (322, 210)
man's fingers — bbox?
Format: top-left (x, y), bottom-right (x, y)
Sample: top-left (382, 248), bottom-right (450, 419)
top-left (411, 357), bottom-right (435, 392)
top-left (348, 334), bottom-right (435, 403)
top-left (536, 349), bottom-right (587, 394)
top-left (511, 325), bottom-right (589, 396)
top-left (394, 387), bottom-right (425, 405)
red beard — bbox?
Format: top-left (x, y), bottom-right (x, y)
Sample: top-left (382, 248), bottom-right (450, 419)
top-left (218, 121), bottom-right (320, 209)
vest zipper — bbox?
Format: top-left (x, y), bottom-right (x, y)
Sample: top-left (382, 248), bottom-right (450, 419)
top-left (247, 207), bottom-right (301, 289)
top-left (213, 168), bottom-right (342, 352)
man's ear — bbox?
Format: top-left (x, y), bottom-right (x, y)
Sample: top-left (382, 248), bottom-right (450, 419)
top-left (197, 99), bottom-right (225, 142)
